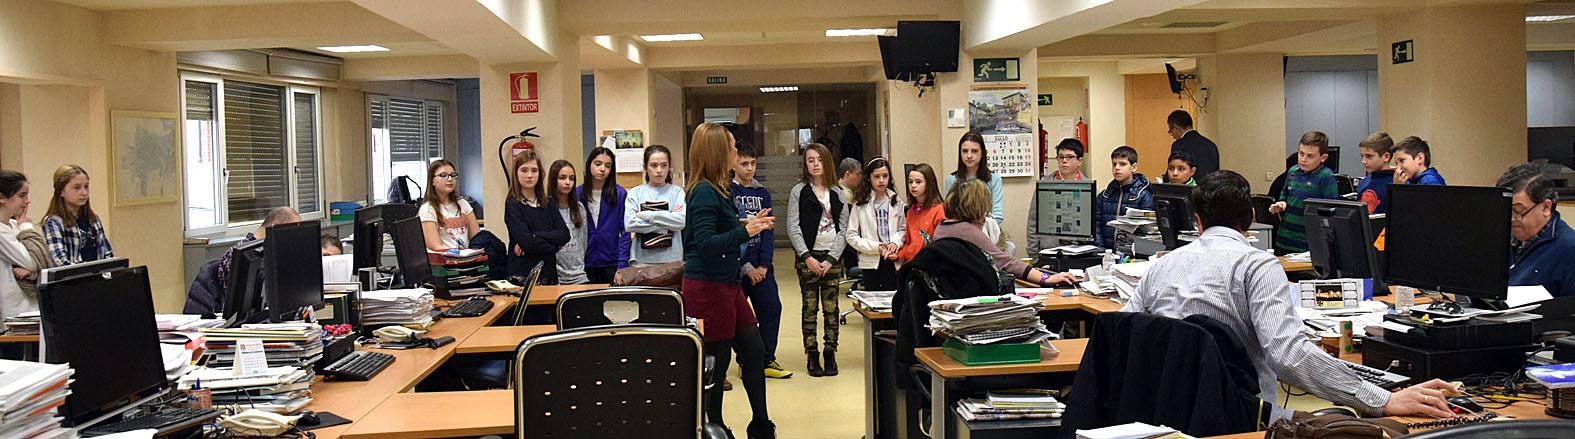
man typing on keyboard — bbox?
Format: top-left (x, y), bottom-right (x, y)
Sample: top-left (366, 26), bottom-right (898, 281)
top-left (1120, 171), bottom-right (1457, 422)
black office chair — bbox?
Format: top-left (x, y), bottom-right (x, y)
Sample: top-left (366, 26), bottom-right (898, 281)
top-left (510, 262), bottom-right (545, 326)
top-left (1399, 420), bottom-right (1575, 438)
top-left (555, 287), bottom-right (686, 330)
top-left (513, 324), bottom-right (727, 439)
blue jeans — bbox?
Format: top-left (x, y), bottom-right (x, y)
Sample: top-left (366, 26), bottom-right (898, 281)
top-left (740, 265), bottom-right (782, 363)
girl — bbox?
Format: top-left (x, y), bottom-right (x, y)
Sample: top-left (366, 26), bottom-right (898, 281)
top-left (845, 157), bottom-right (905, 291)
top-left (577, 147), bottom-right (629, 284)
top-left (681, 123), bottom-right (775, 439)
top-left (504, 149), bottom-right (569, 284)
top-left (1394, 136), bottom-right (1446, 185)
top-left (943, 132), bottom-right (1005, 225)
top-left (0, 171), bottom-right (38, 319)
top-left (787, 143), bottom-right (847, 377)
top-left (418, 159), bottom-right (480, 251)
top-left (42, 165), bottom-right (113, 266)
top-left (896, 164), bottom-right (946, 266)
top-left (935, 180), bottom-right (1079, 287)
top-left (624, 145), bottom-right (686, 266)
top-left (549, 160), bottom-right (589, 285)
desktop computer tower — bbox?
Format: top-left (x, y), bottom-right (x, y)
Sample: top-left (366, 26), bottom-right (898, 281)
top-left (1362, 336), bottom-right (1537, 381)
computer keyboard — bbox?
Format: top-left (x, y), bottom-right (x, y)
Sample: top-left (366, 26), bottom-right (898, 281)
top-left (322, 350), bottom-right (396, 381)
top-left (1339, 358), bottom-right (1412, 389)
top-left (83, 407), bottom-right (219, 436)
top-left (442, 297), bottom-right (494, 317)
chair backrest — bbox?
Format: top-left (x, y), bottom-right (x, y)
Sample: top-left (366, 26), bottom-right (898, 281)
top-left (511, 262), bottom-right (545, 326)
top-left (555, 287), bottom-right (685, 330)
top-left (1251, 194), bottom-right (1279, 227)
top-left (513, 324), bottom-right (704, 439)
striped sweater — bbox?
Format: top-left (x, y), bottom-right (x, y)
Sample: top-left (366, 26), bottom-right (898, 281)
top-left (1276, 165), bottom-right (1338, 254)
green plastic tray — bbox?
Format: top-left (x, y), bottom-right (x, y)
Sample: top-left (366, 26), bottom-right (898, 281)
top-left (942, 337), bottom-right (1042, 366)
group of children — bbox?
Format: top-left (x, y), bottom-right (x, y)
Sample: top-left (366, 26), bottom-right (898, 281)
top-left (0, 165), bottom-right (117, 320)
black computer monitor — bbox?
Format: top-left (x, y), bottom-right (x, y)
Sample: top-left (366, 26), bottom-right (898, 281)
top-left (353, 203), bottom-right (418, 270)
top-left (1152, 183), bottom-right (1195, 231)
top-left (1305, 199), bottom-right (1384, 288)
top-left (389, 216), bottom-right (432, 288)
top-left (39, 256), bottom-right (129, 286)
top-left (39, 266), bottom-right (165, 427)
top-left (264, 221), bottom-right (324, 322)
top-left (1385, 185), bottom-right (1513, 306)
top-left (1154, 196), bottom-right (1187, 251)
top-left (224, 239), bottom-right (267, 326)
top-left (1326, 146), bottom-right (1341, 174)
top-left (1034, 181), bottom-right (1097, 241)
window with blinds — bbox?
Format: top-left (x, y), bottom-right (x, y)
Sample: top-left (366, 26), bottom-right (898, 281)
top-left (180, 73), bottom-right (323, 233)
top-left (368, 96), bottom-right (445, 203)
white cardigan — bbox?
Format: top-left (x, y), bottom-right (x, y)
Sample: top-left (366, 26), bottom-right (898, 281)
top-left (0, 220), bottom-right (38, 318)
top-left (844, 190), bottom-right (906, 270)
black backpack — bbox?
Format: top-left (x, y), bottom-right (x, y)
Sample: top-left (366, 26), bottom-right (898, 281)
top-left (386, 175), bottom-right (421, 205)
top-left (892, 237), bottom-right (1016, 389)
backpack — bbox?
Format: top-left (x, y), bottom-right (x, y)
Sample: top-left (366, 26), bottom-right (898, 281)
top-left (892, 237), bottom-right (1015, 389)
top-left (387, 175), bottom-right (422, 205)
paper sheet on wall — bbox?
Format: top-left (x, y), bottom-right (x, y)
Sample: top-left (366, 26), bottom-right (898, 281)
top-left (614, 147), bottom-right (644, 173)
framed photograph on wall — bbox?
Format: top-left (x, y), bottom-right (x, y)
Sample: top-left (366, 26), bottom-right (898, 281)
top-left (110, 110), bottom-right (181, 206)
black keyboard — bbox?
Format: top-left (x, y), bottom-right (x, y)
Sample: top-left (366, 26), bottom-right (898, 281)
top-left (323, 350), bottom-right (396, 381)
top-left (84, 407), bottom-right (219, 436)
top-left (1339, 358), bottom-right (1412, 389)
top-left (443, 297), bottom-right (494, 317)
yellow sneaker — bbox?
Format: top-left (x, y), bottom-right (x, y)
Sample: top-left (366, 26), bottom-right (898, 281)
top-left (764, 360), bottom-right (794, 379)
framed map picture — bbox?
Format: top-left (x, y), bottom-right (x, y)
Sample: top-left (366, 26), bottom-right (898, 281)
top-left (110, 110), bottom-right (181, 206)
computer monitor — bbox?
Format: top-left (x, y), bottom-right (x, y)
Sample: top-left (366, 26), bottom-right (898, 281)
top-left (39, 266), bottom-right (165, 427)
top-left (39, 256), bottom-right (128, 285)
top-left (1304, 199), bottom-right (1384, 288)
top-left (1034, 181), bottom-right (1097, 240)
top-left (1385, 185), bottom-right (1513, 306)
top-left (353, 203), bottom-right (418, 270)
top-left (1152, 183), bottom-right (1195, 231)
top-left (224, 239), bottom-right (267, 326)
top-left (388, 216), bottom-right (432, 288)
top-left (264, 220), bottom-right (324, 322)
top-left (1154, 196), bottom-right (1186, 251)
top-left (1326, 146), bottom-right (1342, 174)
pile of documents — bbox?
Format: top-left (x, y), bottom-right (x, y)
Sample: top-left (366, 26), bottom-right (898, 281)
top-left (428, 249), bottom-right (489, 297)
top-left (360, 288), bottom-right (435, 327)
top-left (927, 295), bottom-right (1054, 345)
top-left (1076, 422), bottom-right (1187, 439)
top-left (850, 290), bottom-right (895, 312)
top-left (176, 366), bottom-right (314, 414)
top-left (186, 323), bottom-right (320, 413)
top-left (955, 389), bottom-right (1066, 422)
top-left (199, 323), bottom-right (324, 369)
top-left (2, 312), bottom-right (39, 335)
top-left (0, 360), bottom-right (73, 439)
top-left (322, 253), bottom-right (359, 293)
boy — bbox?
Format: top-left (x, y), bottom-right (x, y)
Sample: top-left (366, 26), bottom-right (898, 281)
top-left (1027, 139), bottom-right (1089, 254)
top-left (1394, 136), bottom-right (1446, 185)
top-left (1269, 131), bottom-right (1339, 254)
top-left (1165, 151), bottom-right (1198, 186)
top-left (1355, 132), bottom-right (1397, 214)
top-left (730, 141), bottom-right (792, 379)
top-left (1096, 146), bottom-right (1153, 251)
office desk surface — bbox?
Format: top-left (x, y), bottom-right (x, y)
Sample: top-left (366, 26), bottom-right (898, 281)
top-left (455, 325), bottom-right (555, 354)
top-left (524, 283), bottom-right (613, 306)
top-left (341, 390), bottom-right (513, 439)
top-left (0, 334), bottom-right (38, 343)
top-left (916, 338), bottom-right (1087, 378)
top-left (1278, 257), bottom-right (1313, 273)
top-left (1205, 400), bottom-right (1554, 438)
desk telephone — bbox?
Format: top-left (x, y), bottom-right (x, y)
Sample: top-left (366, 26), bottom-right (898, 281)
top-left (219, 409), bottom-right (299, 436)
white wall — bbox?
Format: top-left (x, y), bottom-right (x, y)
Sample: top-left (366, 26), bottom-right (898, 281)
top-left (1528, 51), bottom-right (1575, 128)
top-left (1284, 55), bottom-right (1380, 175)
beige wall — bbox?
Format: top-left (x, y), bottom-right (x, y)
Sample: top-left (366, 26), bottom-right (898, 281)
top-left (1040, 60), bottom-right (1127, 186)
top-left (479, 28), bottom-right (582, 246)
top-left (1036, 77), bottom-right (1087, 120)
top-left (1197, 53), bottom-right (1287, 193)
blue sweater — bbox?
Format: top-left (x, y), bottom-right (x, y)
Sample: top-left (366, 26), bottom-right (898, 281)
top-left (1095, 173), bottom-right (1154, 250)
top-left (1408, 168), bottom-right (1446, 185)
top-left (1511, 213), bottom-right (1575, 298)
top-left (577, 184), bottom-right (631, 270)
top-left (731, 178), bottom-right (773, 274)
top-left (1356, 169), bottom-right (1396, 214)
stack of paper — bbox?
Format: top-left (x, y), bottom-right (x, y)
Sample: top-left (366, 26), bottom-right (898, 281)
top-left (321, 253), bottom-right (356, 285)
top-left (199, 323), bottom-right (324, 369)
top-left (851, 290), bottom-right (896, 312)
top-left (428, 250), bottom-right (489, 298)
top-left (1110, 261), bottom-right (1151, 286)
top-left (1042, 244), bottom-right (1101, 256)
top-left (1076, 422), bottom-right (1185, 439)
top-left (927, 295), bottom-right (1054, 345)
top-left (156, 314), bottom-right (224, 344)
top-left (2, 312), bottom-right (39, 335)
top-left (0, 360), bottom-right (73, 439)
top-left (955, 389), bottom-right (1066, 422)
top-left (360, 288), bottom-right (435, 326)
top-left (176, 366), bottom-right (313, 414)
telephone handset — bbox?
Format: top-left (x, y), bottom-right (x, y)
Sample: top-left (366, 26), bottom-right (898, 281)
top-left (220, 409), bottom-right (300, 436)
top-left (374, 325), bottom-right (424, 343)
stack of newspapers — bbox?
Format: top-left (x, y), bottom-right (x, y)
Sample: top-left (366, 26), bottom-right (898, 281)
top-left (927, 294), bottom-right (1054, 345)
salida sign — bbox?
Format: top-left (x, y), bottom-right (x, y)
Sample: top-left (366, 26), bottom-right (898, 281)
top-left (510, 71), bottom-right (540, 113)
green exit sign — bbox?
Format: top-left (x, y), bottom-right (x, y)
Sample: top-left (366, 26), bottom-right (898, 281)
top-left (1037, 94), bottom-right (1053, 106)
top-left (706, 76), bottom-right (728, 84)
top-left (1392, 40), bottom-right (1414, 64)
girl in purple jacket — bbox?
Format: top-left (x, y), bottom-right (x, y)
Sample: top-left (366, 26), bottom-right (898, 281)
top-left (576, 147), bottom-right (631, 283)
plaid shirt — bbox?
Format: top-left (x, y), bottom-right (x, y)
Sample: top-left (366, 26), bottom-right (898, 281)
top-left (42, 215), bottom-right (114, 267)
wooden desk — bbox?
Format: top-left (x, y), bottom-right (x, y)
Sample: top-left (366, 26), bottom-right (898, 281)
top-left (916, 339), bottom-right (1088, 439)
top-left (524, 283), bottom-right (613, 306)
top-left (1279, 257), bottom-right (1313, 273)
top-left (341, 390), bottom-right (513, 439)
top-left (0, 334), bottom-right (39, 343)
top-left (1206, 401), bottom-right (1555, 438)
top-left (457, 320), bottom-right (704, 355)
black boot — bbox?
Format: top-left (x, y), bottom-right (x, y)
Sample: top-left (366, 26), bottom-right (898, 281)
top-left (822, 350), bottom-right (838, 376)
top-left (806, 351), bottom-right (823, 377)
top-left (747, 419), bottom-right (776, 439)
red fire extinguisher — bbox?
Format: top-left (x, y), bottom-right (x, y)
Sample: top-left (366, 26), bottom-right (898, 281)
top-left (1074, 118), bottom-right (1088, 148)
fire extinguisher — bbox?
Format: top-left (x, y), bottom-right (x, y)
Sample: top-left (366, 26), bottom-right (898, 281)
top-left (497, 127), bottom-right (541, 178)
top-left (1075, 118), bottom-right (1088, 148)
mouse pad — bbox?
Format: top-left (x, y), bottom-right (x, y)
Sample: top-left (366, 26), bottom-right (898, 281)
top-left (301, 411), bottom-right (352, 431)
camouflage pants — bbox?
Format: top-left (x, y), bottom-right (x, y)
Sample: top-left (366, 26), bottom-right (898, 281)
top-left (794, 250), bottom-right (843, 353)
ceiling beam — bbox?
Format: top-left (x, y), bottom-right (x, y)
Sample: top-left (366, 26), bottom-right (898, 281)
top-left (103, 2), bottom-right (433, 52)
top-left (1038, 34), bottom-right (1217, 59)
top-left (351, 0), bottom-right (559, 64)
top-left (644, 41), bottom-right (880, 70)
top-left (965, 0), bottom-right (1210, 51)
top-left (342, 54), bottom-right (479, 81)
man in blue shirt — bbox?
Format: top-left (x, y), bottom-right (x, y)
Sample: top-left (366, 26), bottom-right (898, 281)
top-left (1498, 163), bottom-right (1575, 298)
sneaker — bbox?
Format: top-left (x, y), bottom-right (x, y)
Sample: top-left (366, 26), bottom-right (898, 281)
top-left (763, 361), bottom-right (794, 379)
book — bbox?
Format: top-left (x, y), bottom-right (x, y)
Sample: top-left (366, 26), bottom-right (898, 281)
top-left (1526, 363), bottom-right (1575, 389)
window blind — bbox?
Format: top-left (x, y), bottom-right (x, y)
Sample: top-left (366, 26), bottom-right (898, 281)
top-left (425, 103), bottom-right (444, 160)
top-left (223, 80), bottom-right (288, 224)
top-left (293, 93), bottom-right (319, 214)
top-left (388, 98), bottom-right (426, 163)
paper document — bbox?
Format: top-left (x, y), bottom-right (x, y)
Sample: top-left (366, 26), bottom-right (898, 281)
top-left (1075, 421), bottom-right (1179, 439)
top-left (1505, 285), bottom-right (1554, 308)
top-left (321, 254), bottom-right (355, 284)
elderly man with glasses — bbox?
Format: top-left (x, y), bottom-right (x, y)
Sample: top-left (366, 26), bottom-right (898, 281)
top-left (1498, 162), bottom-right (1575, 298)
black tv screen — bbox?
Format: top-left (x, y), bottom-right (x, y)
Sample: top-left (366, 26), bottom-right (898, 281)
top-left (896, 21), bottom-right (959, 73)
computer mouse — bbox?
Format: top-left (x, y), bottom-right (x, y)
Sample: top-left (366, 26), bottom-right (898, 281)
top-left (1310, 407), bottom-right (1359, 417)
top-left (1447, 397), bottom-right (1484, 413)
top-left (297, 410), bottom-right (321, 426)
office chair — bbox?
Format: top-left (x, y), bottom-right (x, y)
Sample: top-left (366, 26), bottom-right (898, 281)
top-left (510, 262), bottom-right (545, 327)
top-left (555, 287), bottom-right (686, 330)
top-left (513, 324), bottom-right (727, 439)
top-left (1399, 420), bottom-right (1575, 438)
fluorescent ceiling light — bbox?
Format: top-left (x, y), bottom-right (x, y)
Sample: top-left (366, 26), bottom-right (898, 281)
top-left (316, 45), bottom-right (389, 53)
top-left (759, 86), bottom-right (798, 93)
top-left (826, 28), bottom-right (891, 37)
top-left (1526, 15), bottom-right (1575, 22)
top-left (640, 33), bottom-right (704, 42)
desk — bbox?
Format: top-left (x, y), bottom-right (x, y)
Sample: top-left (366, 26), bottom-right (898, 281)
top-left (0, 334), bottom-right (38, 343)
top-left (524, 283), bottom-right (613, 306)
top-left (1279, 257), bottom-right (1313, 273)
top-left (342, 390), bottom-right (513, 438)
top-left (1206, 401), bottom-right (1555, 438)
top-left (916, 339), bottom-right (1088, 439)
top-left (457, 320), bottom-right (704, 355)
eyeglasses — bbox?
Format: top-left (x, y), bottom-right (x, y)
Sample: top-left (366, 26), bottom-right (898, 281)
top-left (1511, 203), bottom-right (1540, 222)
top-left (436, 173), bottom-right (459, 180)
top-left (1056, 155), bottom-right (1081, 161)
